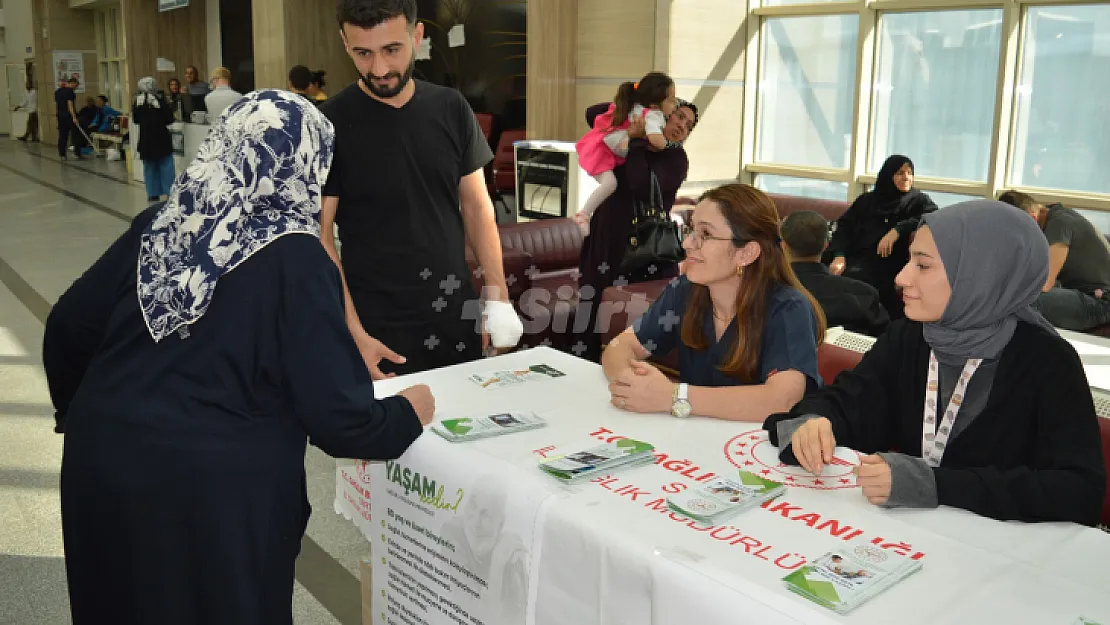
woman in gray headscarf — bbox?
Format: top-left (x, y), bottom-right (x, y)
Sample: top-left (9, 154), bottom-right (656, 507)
top-left (766, 200), bottom-right (1105, 525)
top-left (133, 76), bottom-right (176, 202)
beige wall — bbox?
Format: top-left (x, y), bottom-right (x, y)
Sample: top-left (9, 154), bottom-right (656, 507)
top-left (525, 0), bottom-right (748, 187)
top-left (252, 0), bottom-right (358, 93)
top-left (6, 0), bottom-right (37, 61)
top-left (525, 0), bottom-right (577, 141)
top-left (32, 0), bottom-right (102, 144)
top-left (120, 0), bottom-right (208, 109)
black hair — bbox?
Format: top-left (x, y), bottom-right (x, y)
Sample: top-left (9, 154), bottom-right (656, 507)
top-left (781, 210), bottom-right (830, 259)
top-left (289, 65), bottom-right (312, 90)
top-left (97, 94), bottom-right (108, 103)
top-left (610, 72), bottom-right (674, 132)
top-left (310, 70), bottom-right (327, 88)
top-left (336, 0), bottom-right (417, 29)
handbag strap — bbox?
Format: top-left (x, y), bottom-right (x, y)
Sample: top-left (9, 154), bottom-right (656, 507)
top-left (635, 170), bottom-right (664, 220)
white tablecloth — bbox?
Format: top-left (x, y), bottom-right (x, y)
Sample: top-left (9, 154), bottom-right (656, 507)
top-left (336, 347), bottom-right (1110, 625)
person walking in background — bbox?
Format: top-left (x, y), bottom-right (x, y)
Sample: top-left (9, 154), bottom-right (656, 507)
top-left (16, 79), bottom-right (39, 142)
top-left (132, 77), bottom-right (176, 202)
top-left (55, 78), bottom-right (84, 161)
top-left (204, 67), bottom-right (244, 121)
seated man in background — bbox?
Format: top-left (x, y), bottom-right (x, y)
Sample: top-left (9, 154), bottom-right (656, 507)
top-left (782, 211), bottom-right (890, 337)
top-left (998, 190), bottom-right (1110, 331)
top-left (73, 97), bottom-right (99, 156)
top-left (91, 95), bottom-right (121, 133)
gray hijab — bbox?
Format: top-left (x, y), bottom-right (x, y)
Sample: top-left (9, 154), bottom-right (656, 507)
top-left (921, 200), bottom-right (1057, 365)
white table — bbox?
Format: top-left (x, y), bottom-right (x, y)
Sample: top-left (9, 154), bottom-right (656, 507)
top-left (336, 347), bottom-right (1110, 625)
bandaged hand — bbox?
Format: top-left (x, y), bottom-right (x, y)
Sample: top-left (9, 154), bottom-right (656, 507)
top-left (483, 300), bottom-right (524, 349)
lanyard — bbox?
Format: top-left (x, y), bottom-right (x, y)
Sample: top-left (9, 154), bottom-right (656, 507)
top-left (921, 351), bottom-right (982, 468)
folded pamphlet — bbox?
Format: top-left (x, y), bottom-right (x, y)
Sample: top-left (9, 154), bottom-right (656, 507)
top-left (783, 538), bottom-right (922, 614)
top-left (539, 439), bottom-right (655, 483)
top-left (431, 411), bottom-right (547, 442)
top-left (468, 363), bottom-right (567, 390)
top-left (666, 471), bottom-right (785, 522)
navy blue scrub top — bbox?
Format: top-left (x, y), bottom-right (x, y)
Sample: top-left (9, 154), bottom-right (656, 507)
top-left (633, 276), bottom-right (822, 390)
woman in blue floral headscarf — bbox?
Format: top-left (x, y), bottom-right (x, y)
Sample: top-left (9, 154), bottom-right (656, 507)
top-left (43, 90), bottom-right (434, 625)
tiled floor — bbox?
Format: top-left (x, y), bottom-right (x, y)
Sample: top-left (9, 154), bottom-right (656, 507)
top-left (0, 139), bottom-right (365, 624)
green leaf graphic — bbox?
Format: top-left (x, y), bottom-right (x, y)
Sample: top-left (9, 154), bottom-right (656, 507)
top-left (615, 439), bottom-right (654, 454)
top-left (738, 470), bottom-right (781, 492)
top-left (784, 567), bottom-right (842, 604)
top-left (441, 419), bottom-right (473, 435)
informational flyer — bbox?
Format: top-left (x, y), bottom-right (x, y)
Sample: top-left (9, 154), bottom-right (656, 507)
top-left (52, 51), bottom-right (85, 93)
top-left (369, 437), bottom-right (555, 625)
top-left (467, 363), bottom-right (566, 390)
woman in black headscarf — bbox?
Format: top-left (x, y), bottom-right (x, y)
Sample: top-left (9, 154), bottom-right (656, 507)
top-left (828, 155), bottom-right (938, 318)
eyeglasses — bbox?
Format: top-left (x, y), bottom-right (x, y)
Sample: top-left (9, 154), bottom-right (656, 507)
top-left (681, 224), bottom-right (744, 249)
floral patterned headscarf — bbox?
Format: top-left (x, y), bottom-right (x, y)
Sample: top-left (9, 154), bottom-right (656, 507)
top-left (137, 90), bottom-right (335, 342)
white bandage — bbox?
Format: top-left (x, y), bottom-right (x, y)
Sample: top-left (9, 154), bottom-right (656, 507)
top-left (483, 300), bottom-right (524, 349)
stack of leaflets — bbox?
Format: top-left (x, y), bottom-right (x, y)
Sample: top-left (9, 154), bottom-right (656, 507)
top-left (538, 439), bottom-right (655, 483)
top-left (666, 471), bottom-right (785, 522)
top-left (431, 411), bottom-right (546, 442)
top-left (783, 538), bottom-right (923, 614)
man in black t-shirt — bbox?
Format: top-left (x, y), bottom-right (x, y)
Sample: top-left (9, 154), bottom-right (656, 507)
top-left (54, 78), bottom-right (84, 160)
top-left (322, 0), bottom-right (521, 377)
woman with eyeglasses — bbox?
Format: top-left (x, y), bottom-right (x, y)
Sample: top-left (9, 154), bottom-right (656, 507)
top-left (602, 183), bottom-right (826, 422)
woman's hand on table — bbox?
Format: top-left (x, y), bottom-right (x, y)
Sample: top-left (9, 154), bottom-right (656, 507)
top-left (399, 384), bottom-right (436, 426)
top-left (608, 360), bottom-right (672, 413)
top-left (791, 417), bottom-right (835, 474)
top-left (854, 454), bottom-right (892, 505)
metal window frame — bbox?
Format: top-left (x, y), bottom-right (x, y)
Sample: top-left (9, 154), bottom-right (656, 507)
top-left (729, 0), bottom-right (1110, 213)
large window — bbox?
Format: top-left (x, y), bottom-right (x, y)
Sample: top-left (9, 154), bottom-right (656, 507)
top-left (757, 174), bottom-right (849, 201)
top-left (758, 15), bottom-right (858, 169)
top-left (95, 7), bottom-right (126, 111)
top-left (727, 0), bottom-right (1110, 219)
top-left (1010, 4), bottom-right (1110, 195)
top-left (870, 10), bottom-right (1003, 182)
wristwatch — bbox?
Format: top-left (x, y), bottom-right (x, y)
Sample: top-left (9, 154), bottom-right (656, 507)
top-left (671, 383), bottom-right (692, 418)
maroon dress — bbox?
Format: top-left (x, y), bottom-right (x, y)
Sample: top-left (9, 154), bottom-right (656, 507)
top-left (575, 103), bottom-right (689, 361)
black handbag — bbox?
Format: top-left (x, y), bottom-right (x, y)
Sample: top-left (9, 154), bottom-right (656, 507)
top-left (620, 171), bottom-right (686, 274)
